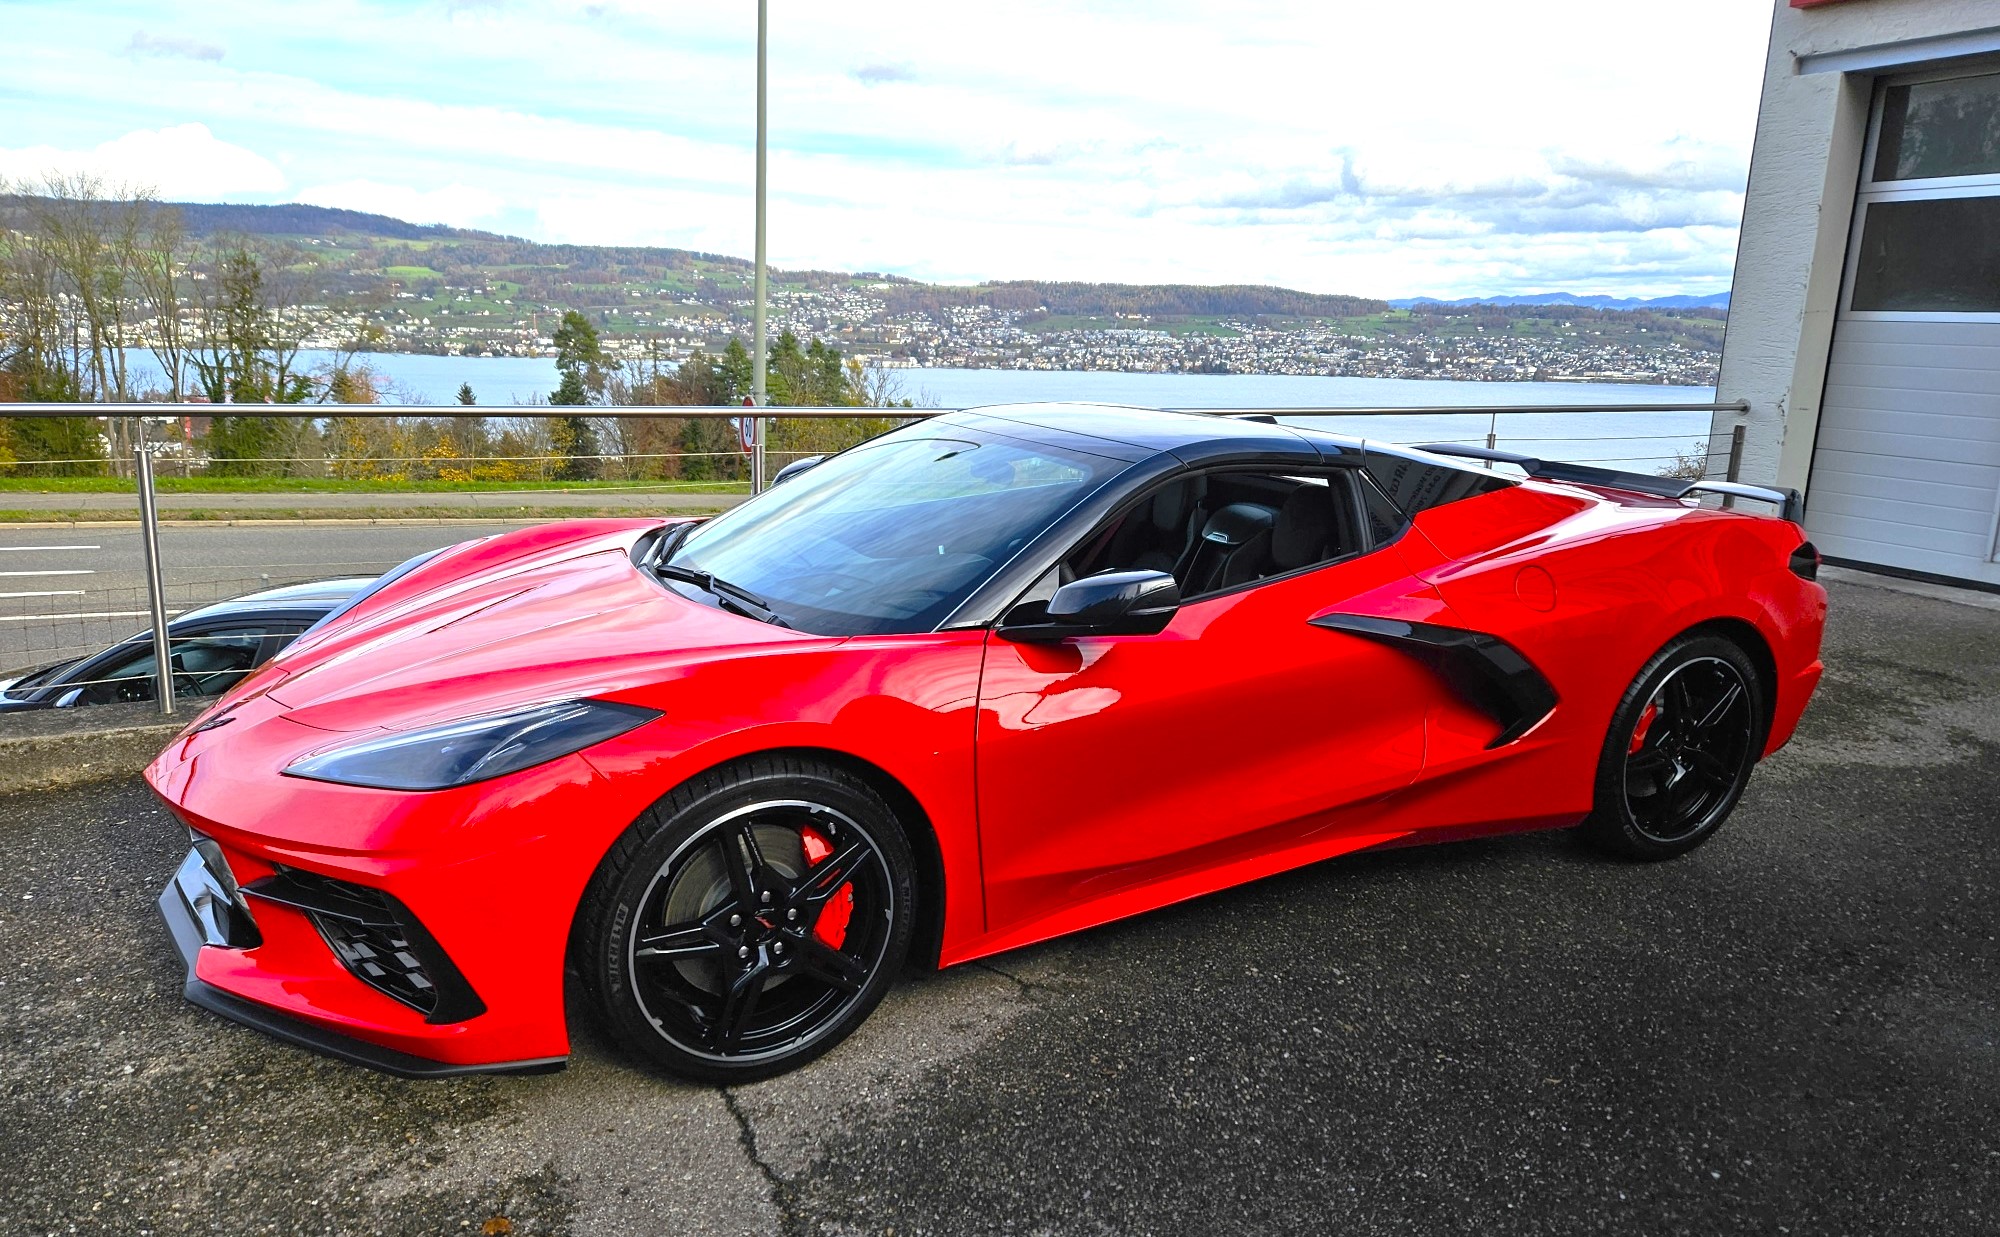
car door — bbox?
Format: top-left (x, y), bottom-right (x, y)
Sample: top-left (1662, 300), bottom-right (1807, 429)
top-left (973, 467), bottom-right (1448, 940)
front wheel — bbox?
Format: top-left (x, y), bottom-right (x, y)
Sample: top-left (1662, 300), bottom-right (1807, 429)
top-left (577, 757), bottom-right (915, 1082)
top-left (1582, 634), bottom-right (1767, 861)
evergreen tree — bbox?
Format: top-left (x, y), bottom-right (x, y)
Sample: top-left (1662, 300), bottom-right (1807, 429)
top-left (718, 338), bottom-right (753, 403)
top-left (548, 310), bottom-right (604, 480)
top-left (456, 383), bottom-right (476, 405)
top-left (551, 310), bottom-right (606, 399)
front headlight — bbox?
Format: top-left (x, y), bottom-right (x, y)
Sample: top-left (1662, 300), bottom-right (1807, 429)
top-left (282, 699), bottom-right (659, 791)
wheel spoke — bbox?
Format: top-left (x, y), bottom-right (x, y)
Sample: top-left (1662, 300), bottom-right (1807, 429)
top-left (1684, 746), bottom-right (1737, 786)
top-left (634, 920), bottom-right (720, 962)
top-left (798, 938), bottom-right (868, 992)
top-left (1693, 680), bottom-right (1744, 732)
top-left (716, 825), bottom-right (762, 907)
top-left (712, 962), bottom-right (769, 1053)
top-left (1626, 748), bottom-right (1671, 793)
top-left (801, 840), bottom-right (870, 906)
top-left (1667, 676), bottom-right (1696, 725)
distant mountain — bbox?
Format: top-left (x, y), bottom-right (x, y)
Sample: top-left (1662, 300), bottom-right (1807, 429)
top-left (1389, 292), bottom-right (1731, 311)
top-left (162, 201), bottom-right (510, 243)
top-left (0, 196), bottom-right (1722, 326)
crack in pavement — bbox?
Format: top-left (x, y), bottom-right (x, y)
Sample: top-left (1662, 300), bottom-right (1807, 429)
top-left (722, 1087), bottom-right (805, 1237)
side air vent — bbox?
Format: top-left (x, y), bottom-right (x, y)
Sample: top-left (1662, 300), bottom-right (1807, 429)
top-left (1789, 541), bottom-right (1822, 582)
top-left (1310, 613), bottom-right (1558, 748)
top-left (243, 869), bottom-right (486, 1024)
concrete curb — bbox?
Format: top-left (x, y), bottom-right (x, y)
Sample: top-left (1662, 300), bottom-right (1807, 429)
top-left (0, 703), bottom-right (182, 794)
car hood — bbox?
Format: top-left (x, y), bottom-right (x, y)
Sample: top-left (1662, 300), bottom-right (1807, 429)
top-left (253, 520), bottom-right (824, 735)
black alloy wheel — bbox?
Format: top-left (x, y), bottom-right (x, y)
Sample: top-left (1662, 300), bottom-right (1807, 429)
top-left (1584, 633), bottom-right (1767, 861)
top-left (578, 757), bottom-right (914, 1081)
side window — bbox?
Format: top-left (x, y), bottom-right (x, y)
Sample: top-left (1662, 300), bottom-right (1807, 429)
top-left (1359, 476), bottom-right (1406, 547)
top-left (1066, 469), bottom-right (1368, 600)
top-left (70, 641), bottom-right (163, 705)
top-left (72, 630), bottom-right (273, 705)
top-left (172, 632), bottom-right (268, 698)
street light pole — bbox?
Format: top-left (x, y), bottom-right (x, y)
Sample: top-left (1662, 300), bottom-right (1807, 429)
top-left (750, 0), bottom-right (769, 493)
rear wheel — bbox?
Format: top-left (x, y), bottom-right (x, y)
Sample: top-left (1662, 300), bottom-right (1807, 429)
top-left (1583, 634), bottom-right (1766, 861)
top-left (577, 757), bottom-right (914, 1081)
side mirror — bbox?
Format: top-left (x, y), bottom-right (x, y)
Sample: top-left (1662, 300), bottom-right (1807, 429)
top-left (53, 688), bottom-right (84, 709)
top-left (771, 455), bottom-right (826, 486)
top-left (998, 570), bottom-right (1181, 643)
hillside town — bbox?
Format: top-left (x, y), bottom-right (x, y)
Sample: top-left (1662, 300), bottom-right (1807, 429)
top-left (294, 281), bottom-right (1722, 387)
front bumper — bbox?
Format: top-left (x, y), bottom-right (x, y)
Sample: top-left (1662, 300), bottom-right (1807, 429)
top-left (156, 840), bottom-right (565, 1079)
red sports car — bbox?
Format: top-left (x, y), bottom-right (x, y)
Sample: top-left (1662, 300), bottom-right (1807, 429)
top-left (149, 404), bottom-right (1826, 1081)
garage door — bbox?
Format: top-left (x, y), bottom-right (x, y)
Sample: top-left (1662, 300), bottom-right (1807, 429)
top-left (1810, 66), bottom-right (2000, 587)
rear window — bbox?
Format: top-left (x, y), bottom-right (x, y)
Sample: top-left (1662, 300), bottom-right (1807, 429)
top-left (1364, 455), bottom-right (1512, 518)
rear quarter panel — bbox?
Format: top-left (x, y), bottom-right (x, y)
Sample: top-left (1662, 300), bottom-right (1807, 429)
top-left (1393, 483), bottom-right (1825, 829)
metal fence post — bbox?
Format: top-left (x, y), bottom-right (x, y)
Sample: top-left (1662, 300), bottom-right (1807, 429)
top-left (1721, 424), bottom-right (1747, 509)
top-left (134, 444), bottom-right (176, 715)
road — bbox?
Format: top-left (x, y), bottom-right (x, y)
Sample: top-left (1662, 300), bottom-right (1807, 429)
top-left (0, 521), bottom-right (547, 669)
top-left (1, 575), bottom-right (1997, 1235)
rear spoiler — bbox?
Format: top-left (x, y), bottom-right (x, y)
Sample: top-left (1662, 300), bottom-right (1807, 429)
top-left (1418, 443), bottom-right (1804, 524)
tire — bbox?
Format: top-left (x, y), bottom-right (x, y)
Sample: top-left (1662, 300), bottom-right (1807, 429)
top-left (575, 755), bottom-right (916, 1082)
top-left (1582, 633), bottom-right (1767, 861)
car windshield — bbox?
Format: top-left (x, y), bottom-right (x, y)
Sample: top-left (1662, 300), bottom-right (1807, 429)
top-left (668, 429), bottom-right (1124, 634)
top-left (1, 659), bottom-right (74, 699)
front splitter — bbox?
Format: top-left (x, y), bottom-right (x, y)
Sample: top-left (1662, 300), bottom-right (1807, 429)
top-left (157, 864), bottom-right (565, 1081)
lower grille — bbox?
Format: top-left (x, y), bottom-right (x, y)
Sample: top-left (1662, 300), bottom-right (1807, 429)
top-left (242, 869), bottom-right (486, 1025)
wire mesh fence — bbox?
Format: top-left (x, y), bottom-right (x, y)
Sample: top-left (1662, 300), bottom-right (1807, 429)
top-left (0, 400), bottom-right (1747, 711)
top-left (0, 573), bottom-right (378, 679)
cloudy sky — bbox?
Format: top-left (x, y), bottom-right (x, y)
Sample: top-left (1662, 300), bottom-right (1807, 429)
top-left (0, 1), bottom-right (1772, 299)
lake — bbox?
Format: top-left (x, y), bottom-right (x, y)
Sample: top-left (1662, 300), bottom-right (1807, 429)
top-left (140, 351), bottom-right (1725, 475)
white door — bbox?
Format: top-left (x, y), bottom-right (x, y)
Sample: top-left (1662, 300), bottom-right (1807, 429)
top-left (1809, 66), bottom-right (2000, 587)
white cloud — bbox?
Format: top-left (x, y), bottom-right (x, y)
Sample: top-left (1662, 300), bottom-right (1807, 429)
top-left (0, 0), bottom-right (1773, 297)
top-left (126, 31), bottom-right (225, 62)
top-left (293, 180), bottom-right (507, 230)
top-left (0, 123), bottom-right (283, 198)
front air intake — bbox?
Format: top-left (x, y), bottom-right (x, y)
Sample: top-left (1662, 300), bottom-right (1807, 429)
top-left (242, 869), bottom-right (485, 1024)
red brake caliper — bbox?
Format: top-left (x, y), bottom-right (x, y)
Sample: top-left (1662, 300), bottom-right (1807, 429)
top-left (799, 827), bottom-right (854, 948)
top-left (1629, 701), bottom-right (1660, 754)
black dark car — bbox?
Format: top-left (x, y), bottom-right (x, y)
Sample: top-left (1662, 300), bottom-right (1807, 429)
top-left (0, 577), bottom-right (371, 714)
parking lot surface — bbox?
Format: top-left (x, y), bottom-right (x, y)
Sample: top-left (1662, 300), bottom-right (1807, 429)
top-left (2, 575), bottom-right (1997, 1236)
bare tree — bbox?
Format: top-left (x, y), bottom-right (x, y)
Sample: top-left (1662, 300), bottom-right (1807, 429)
top-left (131, 202), bottom-right (192, 400)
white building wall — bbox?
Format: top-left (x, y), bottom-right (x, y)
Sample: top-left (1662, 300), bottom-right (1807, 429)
top-left (1715, 0), bottom-right (2000, 492)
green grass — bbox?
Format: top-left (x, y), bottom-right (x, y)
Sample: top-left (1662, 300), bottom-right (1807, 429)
top-left (384, 265), bottom-right (444, 280)
top-left (0, 476), bottom-right (754, 495)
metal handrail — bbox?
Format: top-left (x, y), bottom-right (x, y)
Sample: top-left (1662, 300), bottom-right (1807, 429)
top-left (0, 396), bottom-right (1746, 716)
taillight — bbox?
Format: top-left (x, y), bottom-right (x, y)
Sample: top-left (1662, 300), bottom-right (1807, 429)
top-left (1788, 541), bottom-right (1821, 581)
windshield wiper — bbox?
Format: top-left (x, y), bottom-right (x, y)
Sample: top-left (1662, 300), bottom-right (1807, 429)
top-left (646, 520), bottom-right (694, 570)
top-left (651, 561), bottom-right (791, 628)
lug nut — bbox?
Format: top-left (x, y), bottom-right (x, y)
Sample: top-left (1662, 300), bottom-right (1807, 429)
top-left (774, 942), bottom-right (785, 954)
top-left (729, 914), bottom-right (742, 927)
top-left (761, 890), bottom-right (772, 904)
top-left (737, 945), bottom-right (750, 959)
top-left (786, 908), bottom-right (797, 921)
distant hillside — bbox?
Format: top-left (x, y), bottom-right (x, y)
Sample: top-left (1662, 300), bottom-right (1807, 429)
top-left (0, 197), bottom-right (1723, 317)
top-left (1390, 292), bottom-right (1731, 311)
top-left (166, 200), bottom-right (505, 242)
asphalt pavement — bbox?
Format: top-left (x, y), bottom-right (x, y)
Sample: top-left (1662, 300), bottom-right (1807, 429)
top-left (2, 575), bottom-right (1997, 1235)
